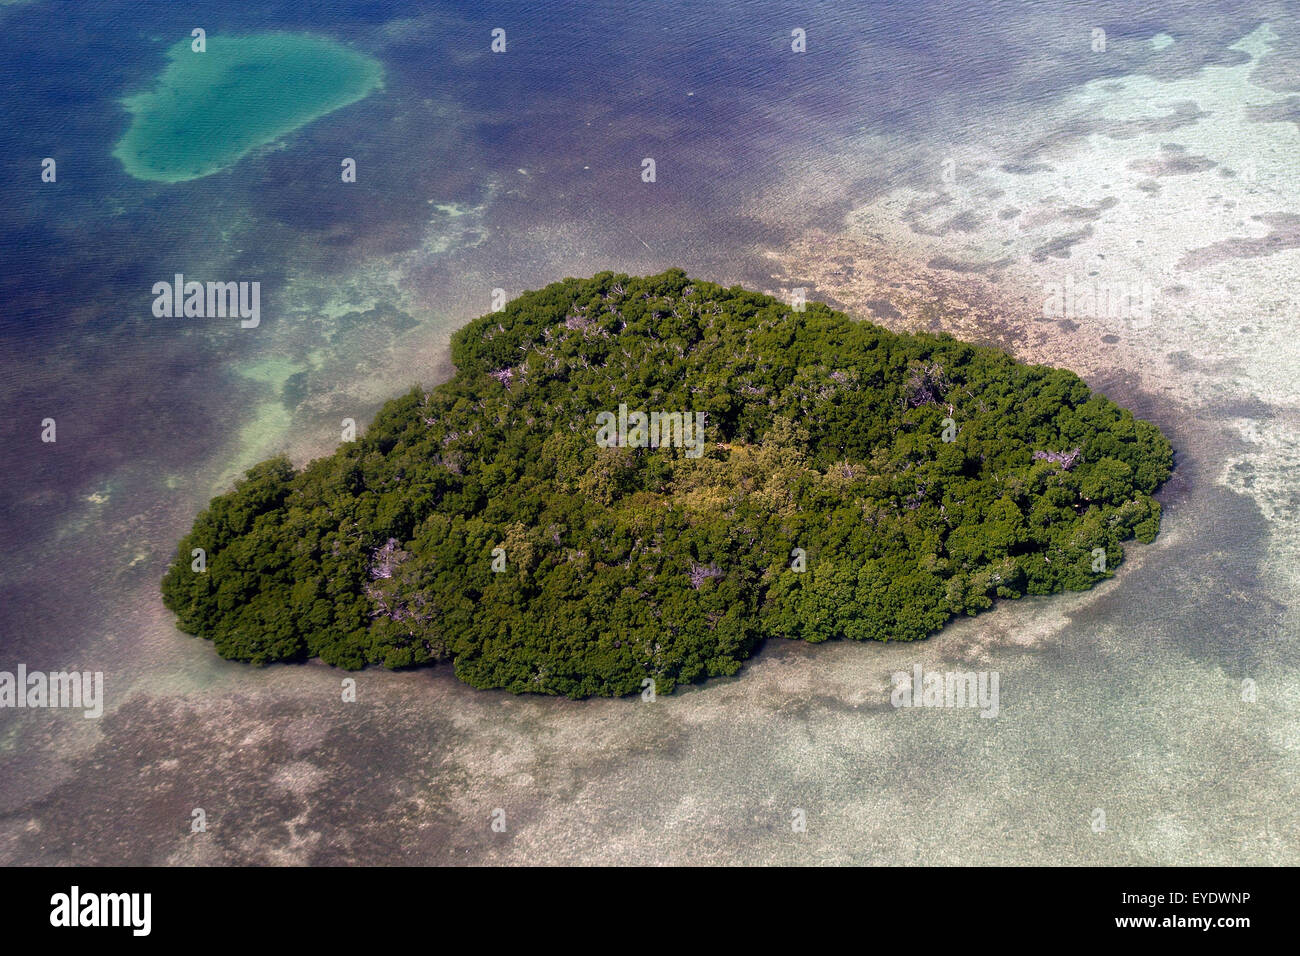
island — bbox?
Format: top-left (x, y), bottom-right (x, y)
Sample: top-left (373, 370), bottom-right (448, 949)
top-left (162, 270), bottom-right (1173, 697)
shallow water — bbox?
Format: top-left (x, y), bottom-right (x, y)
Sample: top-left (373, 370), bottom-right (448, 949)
top-left (0, 0), bottom-right (1296, 864)
top-left (113, 32), bottom-right (383, 183)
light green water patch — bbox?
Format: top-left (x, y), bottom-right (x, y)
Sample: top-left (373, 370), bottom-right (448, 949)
top-left (113, 32), bottom-right (384, 183)
top-left (1150, 33), bottom-right (1175, 51)
top-left (235, 354), bottom-right (313, 412)
top-left (235, 355), bottom-right (305, 389)
top-left (421, 190), bottom-right (495, 255)
top-left (431, 201), bottom-right (473, 217)
top-left (226, 400), bottom-right (294, 482)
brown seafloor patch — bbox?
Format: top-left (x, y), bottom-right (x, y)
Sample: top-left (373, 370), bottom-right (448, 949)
top-left (765, 229), bottom-right (1199, 400)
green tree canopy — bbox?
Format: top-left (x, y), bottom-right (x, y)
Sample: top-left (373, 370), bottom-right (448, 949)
top-left (162, 270), bottom-right (1174, 697)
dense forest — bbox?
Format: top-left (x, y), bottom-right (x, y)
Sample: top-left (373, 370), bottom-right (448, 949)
top-left (162, 270), bottom-right (1174, 697)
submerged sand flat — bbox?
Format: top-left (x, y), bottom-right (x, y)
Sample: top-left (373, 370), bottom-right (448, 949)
top-left (113, 32), bottom-right (383, 183)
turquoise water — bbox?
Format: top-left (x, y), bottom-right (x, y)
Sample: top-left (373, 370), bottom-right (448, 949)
top-left (0, 0), bottom-right (1296, 864)
top-left (114, 32), bottom-right (383, 182)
